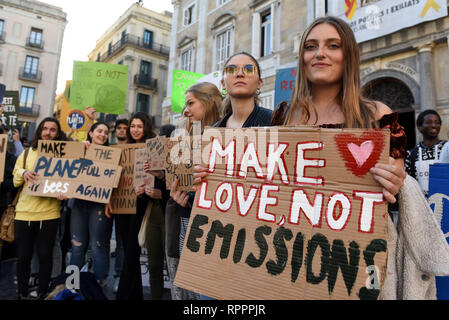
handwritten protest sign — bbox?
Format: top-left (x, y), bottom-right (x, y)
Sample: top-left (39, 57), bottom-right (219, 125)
top-left (164, 120), bottom-right (201, 191)
top-left (134, 148), bottom-right (155, 188)
top-left (1, 91), bottom-right (19, 130)
top-left (274, 67), bottom-right (296, 109)
top-left (0, 134), bottom-right (6, 183)
top-left (429, 164), bottom-right (449, 300)
top-left (24, 141), bottom-right (122, 203)
top-left (145, 136), bottom-right (166, 171)
top-left (60, 81), bottom-right (89, 135)
top-left (70, 61), bottom-right (128, 115)
top-left (110, 143), bottom-right (145, 214)
top-left (174, 126), bottom-right (390, 300)
top-left (171, 69), bottom-right (204, 113)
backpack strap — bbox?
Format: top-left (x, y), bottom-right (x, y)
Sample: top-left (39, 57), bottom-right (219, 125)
top-left (11, 148), bottom-right (30, 207)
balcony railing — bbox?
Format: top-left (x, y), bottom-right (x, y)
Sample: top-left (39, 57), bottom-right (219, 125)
top-left (134, 74), bottom-right (158, 90)
top-left (19, 67), bottom-right (42, 83)
top-left (99, 34), bottom-right (170, 62)
top-left (26, 37), bottom-right (44, 50)
top-left (18, 104), bottom-right (40, 117)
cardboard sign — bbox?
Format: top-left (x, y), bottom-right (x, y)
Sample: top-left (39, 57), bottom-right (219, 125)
top-left (145, 136), bottom-right (166, 171)
top-left (171, 69), bottom-right (204, 114)
top-left (110, 143), bottom-right (146, 214)
top-left (274, 67), bottom-right (296, 109)
top-left (174, 126), bottom-right (390, 300)
top-left (24, 141), bottom-right (122, 204)
top-left (59, 81), bottom-right (90, 135)
top-left (134, 148), bottom-right (155, 188)
top-left (429, 163), bottom-right (449, 300)
top-left (164, 121), bottom-right (201, 191)
top-left (70, 61), bottom-right (128, 115)
top-left (0, 134), bottom-right (7, 183)
top-left (1, 91), bottom-right (19, 130)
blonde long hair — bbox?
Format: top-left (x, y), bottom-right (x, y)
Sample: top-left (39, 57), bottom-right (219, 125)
top-left (285, 16), bottom-right (376, 128)
top-left (186, 82), bottom-right (222, 130)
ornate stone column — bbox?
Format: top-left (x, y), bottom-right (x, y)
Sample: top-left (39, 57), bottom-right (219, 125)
top-left (417, 41), bottom-right (436, 111)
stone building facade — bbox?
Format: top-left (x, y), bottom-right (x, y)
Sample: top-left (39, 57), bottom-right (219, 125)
top-left (164, 0), bottom-right (449, 149)
top-left (88, 3), bottom-right (172, 130)
top-left (163, 0), bottom-right (306, 124)
top-left (0, 0), bottom-right (66, 141)
top-left (312, 0), bottom-right (449, 148)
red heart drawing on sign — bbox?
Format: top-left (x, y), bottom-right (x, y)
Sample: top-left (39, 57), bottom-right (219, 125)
top-left (334, 131), bottom-right (385, 177)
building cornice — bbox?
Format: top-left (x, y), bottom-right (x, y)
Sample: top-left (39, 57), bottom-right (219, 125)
top-left (0, 0), bottom-right (67, 23)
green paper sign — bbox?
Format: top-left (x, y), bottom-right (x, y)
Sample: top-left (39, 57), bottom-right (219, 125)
top-left (171, 69), bottom-right (204, 114)
top-left (70, 61), bottom-right (128, 115)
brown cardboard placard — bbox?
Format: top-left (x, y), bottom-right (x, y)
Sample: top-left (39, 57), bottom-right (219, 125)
top-left (164, 120), bottom-right (201, 191)
top-left (134, 148), bottom-right (155, 188)
top-left (145, 136), bottom-right (166, 171)
top-left (24, 140), bottom-right (122, 204)
top-left (0, 134), bottom-right (7, 183)
top-left (110, 143), bottom-right (146, 214)
top-left (174, 126), bottom-right (390, 300)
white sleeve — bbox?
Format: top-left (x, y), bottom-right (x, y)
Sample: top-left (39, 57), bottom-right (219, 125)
top-left (439, 142), bottom-right (449, 163)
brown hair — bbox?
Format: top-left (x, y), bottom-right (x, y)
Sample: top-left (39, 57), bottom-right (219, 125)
top-left (285, 16), bottom-right (376, 128)
top-left (221, 51), bottom-right (262, 116)
top-left (186, 82), bottom-right (222, 130)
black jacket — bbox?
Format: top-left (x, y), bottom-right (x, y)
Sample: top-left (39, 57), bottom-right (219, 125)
top-left (0, 151), bottom-right (18, 210)
top-left (213, 105), bottom-right (273, 128)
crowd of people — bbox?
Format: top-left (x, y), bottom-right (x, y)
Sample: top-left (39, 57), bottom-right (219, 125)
top-left (0, 16), bottom-right (448, 300)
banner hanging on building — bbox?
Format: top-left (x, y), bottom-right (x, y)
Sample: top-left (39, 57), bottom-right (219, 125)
top-left (339, 0), bottom-right (448, 43)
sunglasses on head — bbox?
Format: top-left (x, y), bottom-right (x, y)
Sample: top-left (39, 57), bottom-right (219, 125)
top-left (224, 64), bottom-right (257, 76)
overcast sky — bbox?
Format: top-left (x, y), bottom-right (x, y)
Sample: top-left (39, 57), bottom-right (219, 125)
top-left (42, 0), bottom-right (174, 93)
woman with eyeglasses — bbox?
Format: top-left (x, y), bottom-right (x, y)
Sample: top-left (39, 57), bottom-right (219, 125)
top-left (193, 52), bottom-right (273, 185)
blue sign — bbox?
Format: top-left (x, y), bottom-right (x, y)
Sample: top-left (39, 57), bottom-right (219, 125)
top-left (274, 67), bottom-right (297, 110)
top-left (67, 110), bottom-right (86, 130)
top-left (429, 163), bottom-right (449, 300)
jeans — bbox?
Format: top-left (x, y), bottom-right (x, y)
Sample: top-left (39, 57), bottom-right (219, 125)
top-left (70, 199), bottom-right (112, 282)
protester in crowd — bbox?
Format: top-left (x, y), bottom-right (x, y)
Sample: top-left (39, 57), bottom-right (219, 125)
top-left (0, 124), bottom-right (18, 261)
top-left (12, 117), bottom-right (68, 300)
top-left (270, 16), bottom-right (406, 204)
top-left (140, 125), bottom-right (172, 300)
top-left (181, 56), bottom-right (272, 300)
top-left (69, 122), bottom-right (112, 286)
top-left (405, 109), bottom-right (447, 197)
top-left (114, 112), bottom-right (156, 300)
top-left (167, 82), bottom-right (222, 300)
top-left (114, 118), bottom-right (128, 145)
top-left (192, 52), bottom-right (273, 186)
top-left (109, 118), bottom-right (128, 293)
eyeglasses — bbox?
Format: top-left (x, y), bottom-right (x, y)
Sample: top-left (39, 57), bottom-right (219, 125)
top-left (224, 64), bottom-right (256, 76)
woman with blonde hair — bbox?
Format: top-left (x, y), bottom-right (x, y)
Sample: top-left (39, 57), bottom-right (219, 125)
top-left (165, 82), bottom-right (222, 300)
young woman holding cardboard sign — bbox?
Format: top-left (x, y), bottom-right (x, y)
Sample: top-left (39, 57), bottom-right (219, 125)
top-left (270, 16), bottom-right (407, 204)
top-left (115, 112), bottom-right (171, 300)
top-left (69, 122), bottom-right (112, 286)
